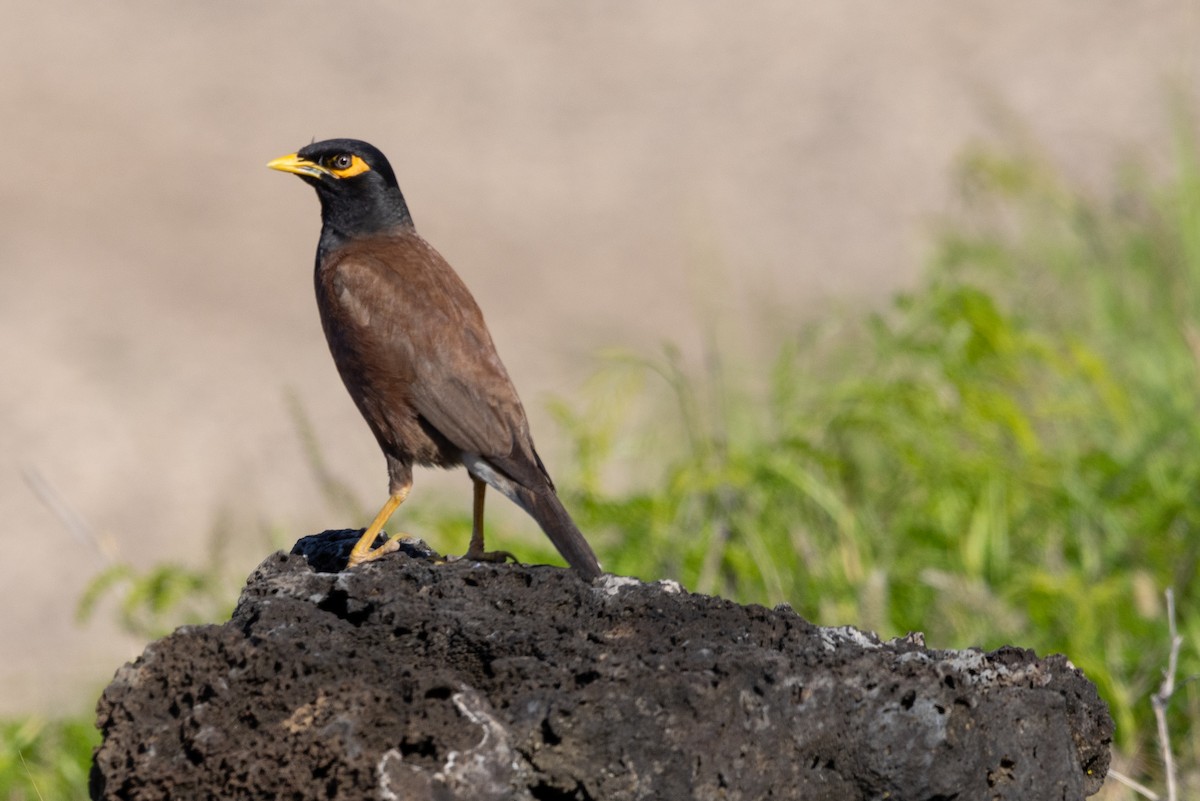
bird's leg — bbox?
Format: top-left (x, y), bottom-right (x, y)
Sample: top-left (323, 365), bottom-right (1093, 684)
top-left (346, 483), bottom-right (411, 568)
top-left (468, 474), bottom-right (487, 556)
top-left (461, 476), bottom-right (515, 565)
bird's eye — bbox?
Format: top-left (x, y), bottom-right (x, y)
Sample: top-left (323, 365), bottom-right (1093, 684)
top-left (330, 154), bottom-right (353, 170)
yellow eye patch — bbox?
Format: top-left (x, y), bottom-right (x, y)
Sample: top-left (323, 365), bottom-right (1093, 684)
top-left (328, 154), bottom-right (371, 179)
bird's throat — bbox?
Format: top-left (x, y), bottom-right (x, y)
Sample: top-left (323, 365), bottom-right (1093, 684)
top-left (315, 196), bottom-right (414, 263)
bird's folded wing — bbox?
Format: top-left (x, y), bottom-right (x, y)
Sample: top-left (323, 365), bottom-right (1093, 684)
top-left (330, 238), bottom-right (537, 470)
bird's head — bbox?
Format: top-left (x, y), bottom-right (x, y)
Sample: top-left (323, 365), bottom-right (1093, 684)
top-left (268, 138), bottom-right (413, 237)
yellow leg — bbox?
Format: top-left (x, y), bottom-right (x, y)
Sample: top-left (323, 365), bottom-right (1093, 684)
top-left (461, 477), bottom-right (515, 564)
top-left (347, 485), bottom-right (410, 568)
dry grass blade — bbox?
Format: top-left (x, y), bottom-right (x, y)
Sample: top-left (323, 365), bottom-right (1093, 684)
top-left (1151, 589), bottom-right (1183, 801)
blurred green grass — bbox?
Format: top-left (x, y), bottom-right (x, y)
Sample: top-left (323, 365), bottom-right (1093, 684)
top-left (550, 117), bottom-right (1200, 791)
top-left (0, 718), bottom-right (98, 800)
top-left (6, 120), bottom-right (1200, 798)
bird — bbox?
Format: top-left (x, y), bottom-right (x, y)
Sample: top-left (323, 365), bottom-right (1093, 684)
top-left (267, 139), bottom-right (602, 580)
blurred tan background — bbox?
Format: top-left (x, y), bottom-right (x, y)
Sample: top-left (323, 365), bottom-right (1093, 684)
top-left (2, 1), bottom-right (1196, 716)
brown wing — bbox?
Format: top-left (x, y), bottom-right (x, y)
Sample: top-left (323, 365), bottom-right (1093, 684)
top-left (316, 230), bottom-right (546, 486)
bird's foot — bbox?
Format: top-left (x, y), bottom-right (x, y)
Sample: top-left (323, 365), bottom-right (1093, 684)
top-left (454, 547), bottom-right (517, 566)
top-left (346, 533), bottom-right (403, 569)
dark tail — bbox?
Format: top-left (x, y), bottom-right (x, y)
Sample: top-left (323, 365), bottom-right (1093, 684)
top-left (513, 484), bottom-right (602, 580)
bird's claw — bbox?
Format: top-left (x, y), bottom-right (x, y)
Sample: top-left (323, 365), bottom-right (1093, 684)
top-left (345, 534), bottom-right (403, 569)
top-left (454, 548), bottom-right (517, 566)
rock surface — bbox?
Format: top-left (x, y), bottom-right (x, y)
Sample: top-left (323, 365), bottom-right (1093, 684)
top-left (91, 530), bottom-right (1112, 800)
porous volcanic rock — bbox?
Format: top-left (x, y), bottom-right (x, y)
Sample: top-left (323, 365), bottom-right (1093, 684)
top-left (91, 529), bottom-right (1112, 800)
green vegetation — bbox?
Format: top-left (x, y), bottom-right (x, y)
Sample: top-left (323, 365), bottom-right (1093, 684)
top-left (551, 121), bottom-right (1200, 792)
top-left (6, 121), bottom-right (1200, 798)
top-left (77, 556), bottom-right (237, 642)
top-left (0, 718), bottom-right (98, 800)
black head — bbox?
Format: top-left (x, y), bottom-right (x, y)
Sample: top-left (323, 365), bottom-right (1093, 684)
top-left (268, 138), bottom-right (414, 245)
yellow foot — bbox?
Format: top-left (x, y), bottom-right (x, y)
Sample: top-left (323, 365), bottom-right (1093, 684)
top-left (454, 548), bottom-right (517, 566)
top-left (346, 534), bottom-right (404, 569)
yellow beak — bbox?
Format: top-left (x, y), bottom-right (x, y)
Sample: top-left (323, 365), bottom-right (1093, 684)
top-left (267, 152), bottom-right (328, 178)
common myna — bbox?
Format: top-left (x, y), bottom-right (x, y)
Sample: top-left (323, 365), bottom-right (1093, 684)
top-left (268, 139), bottom-right (602, 580)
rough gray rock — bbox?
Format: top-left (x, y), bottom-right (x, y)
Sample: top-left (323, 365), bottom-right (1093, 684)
top-left (90, 529), bottom-right (1112, 800)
